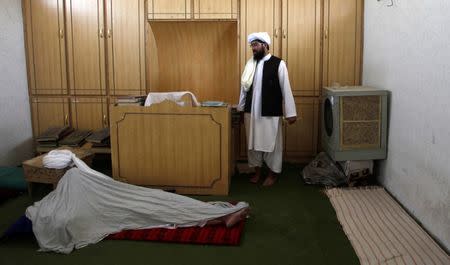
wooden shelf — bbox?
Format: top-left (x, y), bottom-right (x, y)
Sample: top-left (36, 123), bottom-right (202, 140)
top-left (36, 142), bottom-right (111, 155)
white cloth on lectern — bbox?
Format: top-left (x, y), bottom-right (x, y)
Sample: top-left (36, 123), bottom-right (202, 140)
top-left (26, 150), bottom-right (249, 254)
top-left (144, 91), bottom-right (200, 107)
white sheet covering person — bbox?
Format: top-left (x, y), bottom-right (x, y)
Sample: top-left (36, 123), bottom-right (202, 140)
top-left (26, 150), bottom-right (249, 254)
top-left (237, 32), bottom-right (297, 186)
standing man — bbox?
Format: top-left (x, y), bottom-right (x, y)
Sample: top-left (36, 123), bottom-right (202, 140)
top-left (237, 32), bottom-right (297, 187)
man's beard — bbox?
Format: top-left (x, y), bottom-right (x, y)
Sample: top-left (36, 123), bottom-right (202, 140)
top-left (253, 49), bottom-right (265, 61)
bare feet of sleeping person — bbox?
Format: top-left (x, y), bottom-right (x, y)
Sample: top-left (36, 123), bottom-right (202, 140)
top-left (222, 207), bottom-right (250, 228)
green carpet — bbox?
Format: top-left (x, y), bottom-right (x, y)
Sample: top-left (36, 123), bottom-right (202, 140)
top-left (0, 163), bottom-right (358, 265)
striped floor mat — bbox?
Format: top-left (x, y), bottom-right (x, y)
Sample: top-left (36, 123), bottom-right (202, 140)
top-left (326, 187), bottom-right (449, 265)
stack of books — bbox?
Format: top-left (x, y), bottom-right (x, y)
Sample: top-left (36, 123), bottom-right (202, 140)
top-left (86, 128), bottom-right (110, 148)
top-left (59, 130), bottom-right (92, 147)
top-left (36, 126), bottom-right (73, 148)
top-left (116, 96), bottom-right (147, 106)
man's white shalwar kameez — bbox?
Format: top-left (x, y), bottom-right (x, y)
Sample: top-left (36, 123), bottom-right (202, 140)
top-left (237, 54), bottom-right (297, 173)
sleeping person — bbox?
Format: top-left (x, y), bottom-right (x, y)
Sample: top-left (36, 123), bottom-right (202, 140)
top-left (26, 150), bottom-right (250, 254)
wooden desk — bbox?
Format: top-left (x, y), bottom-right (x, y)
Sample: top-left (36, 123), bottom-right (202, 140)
top-left (110, 101), bottom-right (231, 195)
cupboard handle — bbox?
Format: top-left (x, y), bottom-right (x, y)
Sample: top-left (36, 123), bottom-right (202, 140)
top-left (107, 29), bottom-right (112, 38)
top-left (64, 114), bottom-right (68, 125)
top-left (99, 28), bottom-right (104, 38)
top-left (103, 115), bottom-right (107, 127)
top-left (324, 28), bottom-right (328, 39)
top-left (274, 28), bottom-right (278, 38)
top-left (59, 29), bottom-right (64, 39)
top-left (282, 29), bottom-right (287, 39)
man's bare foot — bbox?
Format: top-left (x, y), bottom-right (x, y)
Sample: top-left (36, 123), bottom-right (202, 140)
top-left (223, 207), bottom-right (250, 228)
top-left (249, 166), bottom-right (261, 184)
top-left (249, 174), bottom-right (260, 184)
top-left (262, 170), bottom-right (278, 187)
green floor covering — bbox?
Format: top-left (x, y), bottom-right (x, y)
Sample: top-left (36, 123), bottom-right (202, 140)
top-left (0, 163), bottom-right (358, 265)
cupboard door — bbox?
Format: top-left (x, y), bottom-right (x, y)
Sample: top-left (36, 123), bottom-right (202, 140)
top-left (65, 0), bottom-right (106, 95)
top-left (148, 0), bottom-right (192, 20)
top-left (282, 0), bottom-right (321, 96)
top-left (240, 0), bottom-right (281, 72)
top-left (106, 0), bottom-right (146, 95)
top-left (23, 0), bottom-right (67, 95)
top-left (31, 97), bottom-right (70, 137)
top-left (323, 0), bottom-right (363, 87)
top-left (70, 97), bottom-right (108, 130)
top-left (284, 97), bottom-right (319, 161)
top-left (193, 0), bottom-right (238, 19)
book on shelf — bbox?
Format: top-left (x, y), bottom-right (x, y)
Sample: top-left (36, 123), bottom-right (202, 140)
top-left (36, 126), bottom-right (72, 142)
top-left (59, 130), bottom-right (92, 147)
top-left (86, 128), bottom-right (110, 144)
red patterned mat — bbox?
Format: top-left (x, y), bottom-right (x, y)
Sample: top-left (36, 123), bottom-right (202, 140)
top-left (106, 220), bottom-right (245, 246)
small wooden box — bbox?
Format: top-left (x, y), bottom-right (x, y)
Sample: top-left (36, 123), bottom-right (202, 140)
top-left (23, 148), bottom-right (93, 194)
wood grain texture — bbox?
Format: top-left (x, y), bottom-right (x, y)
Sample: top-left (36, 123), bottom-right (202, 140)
top-left (23, 0), bottom-right (67, 95)
top-left (193, 0), bottom-right (238, 19)
top-left (110, 101), bottom-right (231, 195)
top-left (148, 0), bottom-right (192, 19)
top-left (282, 0), bottom-right (321, 97)
top-left (70, 97), bottom-right (108, 130)
top-left (106, 0), bottom-right (146, 95)
top-left (284, 97), bottom-right (319, 161)
top-left (65, 0), bottom-right (106, 95)
top-left (147, 21), bottom-right (238, 103)
top-left (323, 0), bottom-right (363, 86)
top-left (31, 97), bottom-right (70, 137)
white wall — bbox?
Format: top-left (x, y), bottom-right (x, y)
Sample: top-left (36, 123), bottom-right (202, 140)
top-left (0, 0), bottom-right (34, 166)
top-left (363, 0), bottom-right (450, 251)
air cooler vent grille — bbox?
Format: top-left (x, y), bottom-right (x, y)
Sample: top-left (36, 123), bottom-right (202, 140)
top-left (340, 96), bottom-right (381, 149)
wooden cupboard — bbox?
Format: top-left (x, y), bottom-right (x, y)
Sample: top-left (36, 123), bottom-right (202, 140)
top-left (65, 0), bottom-right (106, 96)
top-left (70, 97), bottom-right (109, 130)
top-left (193, 0), bottom-right (238, 19)
top-left (147, 0), bottom-right (238, 20)
top-left (23, 0), bottom-right (363, 164)
top-left (23, 0), bottom-right (145, 138)
top-left (323, 0), bottom-right (363, 87)
top-left (284, 97), bottom-right (320, 162)
top-left (30, 97), bottom-right (70, 136)
top-left (106, 0), bottom-right (146, 96)
top-left (23, 0), bottom-right (67, 95)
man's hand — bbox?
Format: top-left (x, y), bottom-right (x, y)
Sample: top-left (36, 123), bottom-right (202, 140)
top-left (285, 116), bottom-right (297, 125)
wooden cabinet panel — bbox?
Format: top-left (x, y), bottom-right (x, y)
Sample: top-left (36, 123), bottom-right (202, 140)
top-left (70, 97), bottom-right (108, 130)
top-left (240, 0), bottom-right (281, 72)
top-left (193, 0), bottom-right (238, 19)
top-left (148, 0), bottom-right (192, 19)
top-left (23, 0), bottom-right (67, 95)
top-left (282, 0), bottom-right (321, 97)
top-left (323, 0), bottom-right (363, 87)
top-left (106, 0), bottom-right (146, 95)
top-left (31, 97), bottom-right (70, 137)
top-left (110, 102), bottom-right (231, 195)
top-left (65, 0), bottom-right (106, 96)
top-left (284, 97), bottom-right (319, 161)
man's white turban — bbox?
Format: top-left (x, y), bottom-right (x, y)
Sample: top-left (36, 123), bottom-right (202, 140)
top-left (247, 32), bottom-right (271, 46)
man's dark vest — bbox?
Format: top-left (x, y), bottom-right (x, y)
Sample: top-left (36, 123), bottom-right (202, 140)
top-left (244, 55), bottom-right (283, 116)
